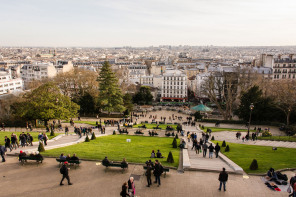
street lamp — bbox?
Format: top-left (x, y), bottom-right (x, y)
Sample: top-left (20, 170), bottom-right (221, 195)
top-left (248, 103), bottom-right (254, 135)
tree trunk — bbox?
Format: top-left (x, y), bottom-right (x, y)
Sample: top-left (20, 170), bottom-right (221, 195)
top-left (287, 111), bottom-right (290, 126)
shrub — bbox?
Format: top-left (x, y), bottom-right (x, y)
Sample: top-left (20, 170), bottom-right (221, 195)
top-left (167, 151), bottom-right (174, 163)
top-left (222, 140), bottom-right (226, 147)
top-left (38, 142), bottom-right (45, 152)
top-left (172, 138), bottom-right (177, 148)
top-left (113, 130), bottom-right (116, 135)
top-left (262, 130), bottom-right (272, 137)
top-left (211, 136), bottom-right (215, 140)
top-left (175, 133), bottom-right (179, 139)
top-left (91, 132), bottom-right (96, 140)
top-left (85, 135), bottom-right (90, 142)
top-left (201, 125), bottom-right (205, 129)
top-left (249, 159), bottom-right (258, 170)
top-left (225, 145), bottom-right (230, 152)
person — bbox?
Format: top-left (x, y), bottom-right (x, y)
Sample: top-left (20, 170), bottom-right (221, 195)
top-left (66, 154), bottom-right (71, 160)
top-left (195, 142), bottom-right (201, 154)
top-left (102, 156), bottom-right (111, 166)
top-left (121, 158), bottom-right (128, 168)
top-left (60, 153), bottom-right (66, 160)
top-left (0, 144), bottom-right (6, 162)
top-left (4, 136), bottom-right (12, 152)
top-left (128, 177), bottom-right (135, 196)
top-left (146, 163), bottom-right (152, 187)
top-left (65, 126), bottom-right (69, 136)
top-left (145, 160), bottom-right (154, 167)
top-left (192, 138), bottom-right (197, 150)
top-left (43, 133), bottom-right (48, 146)
top-left (27, 133), bottom-right (33, 146)
top-left (218, 168), bottom-right (228, 191)
top-left (38, 133), bottom-right (43, 143)
top-left (11, 133), bottom-right (17, 149)
top-left (120, 182), bottom-right (130, 197)
top-left (290, 174), bottom-right (296, 197)
top-left (151, 150), bottom-right (155, 158)
top-left (208, 143), bottom-right (214, 159)
top-left (267, 168), bottom-right (278, 181)
top-left (70, 154), bottom-right (79, 160)
top-left (19, 150), bottom-right (26, 162)
top-left (156, 150), bottom-right (163, 158)
top-left (60, 162), bottom-right (72, 186)
top-left (202, 143), bottom-right (208, 158)
top-left (215, 143), bottom-right (220, 158)
top-left (153, 160), bottom-right (163, 186)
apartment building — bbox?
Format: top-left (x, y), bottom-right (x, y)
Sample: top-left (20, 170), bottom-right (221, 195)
top-left (21, 62), bottom-right (57, 82)
top-left (273, 54), bottom-right (296, 80)
top-left (0, 71), bottom-right (23, 95)
top-left (161, 73), bottom-right (187, 102)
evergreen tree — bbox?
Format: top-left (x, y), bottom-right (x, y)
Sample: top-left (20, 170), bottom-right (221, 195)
top-left (85, 135), bottom-right (90, 142)
top-left (133, 86), bottom-right (153, 105)
top-left (91, 132), bottom-right (96, 140)
top-left (172, 138), bottom-right (177, 148)
top-left (167, 151), bottom-right (174, 163)
top-left (222, 140), bottom-right (226, 147)
top-left (123, 93), bottom-right (134, 116)
top-left (175, 133), bottom-right (179, 139)
top-left (225, 145), bottom-right (230, 152)
top-left (249, 159), bottom-right (258, 170)
top-left (38, 142), bottom-right (45, 152)
top-left (211, 136), bottom-right (215, 140)
top-left (97, 61), bottom-right (125, 114)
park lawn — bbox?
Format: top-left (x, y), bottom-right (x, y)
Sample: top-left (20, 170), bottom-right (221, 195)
top-left (257, 136), bottom-right (296, 142)
top-left (202, 127), bottom-right (253, 132)
top-left (212, 140), bottom-right (296, 174)
top-left (133, 123), bottom-right (177, 130)
top-left (63, 121), bottom-right (104, 126)
top-left (0, 132), bottom-right (57, 142)
top-left (43, 135), bottom-right (180, 167)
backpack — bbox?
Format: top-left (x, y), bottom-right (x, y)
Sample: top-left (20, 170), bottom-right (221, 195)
top-left (60, 166), bottom-right (65, 174)
top-left (160, 165), bottom-right (164, 174)
top-left (276, 171), bottom-right (288, 181)
top-left (294, 182), bottom-right (296, 192)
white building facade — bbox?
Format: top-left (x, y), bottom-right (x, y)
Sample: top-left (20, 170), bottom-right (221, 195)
top-left (161, 73), bottom-right (187, 102)
top-left (0, 71), bottom-right (23, 95)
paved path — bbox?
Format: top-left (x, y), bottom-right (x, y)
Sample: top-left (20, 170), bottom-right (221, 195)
top-left (212, 131), bottom-right (296, 148)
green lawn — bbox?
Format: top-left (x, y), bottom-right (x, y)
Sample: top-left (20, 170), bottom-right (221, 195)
top-left (202, 127), bottom-right (253, 132)
top-left (257, 136), bottom-right (296, 142)
top-left (213, 140), bottom-right (296, 173)
top-left (63, 121), bottom-right (104, 126)
top-left (133, 123), bottom-right (177, 130)
top-left (43, 135), bottom-right (180, 167)
top-left (0, 132), bottom-right (57, 143)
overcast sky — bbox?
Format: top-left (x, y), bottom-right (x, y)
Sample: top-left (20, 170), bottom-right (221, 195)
top-left (0, 0), bottom-right (295, 47)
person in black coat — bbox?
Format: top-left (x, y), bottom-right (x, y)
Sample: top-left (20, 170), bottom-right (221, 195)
top-left (218, 168), bottom-right (228, 191)
top-left (153, 160), bottom-right (163, 186)
top-left (0, 145), bottom-right (5, 162)
top-left (60, 162), bottom-right (72, 185)
top-left (120, 182), bottom-right (130, 197)
top-left (215, 143), bottom-right (221, 158)
top-left (146, 164), bottom-right (152, 187)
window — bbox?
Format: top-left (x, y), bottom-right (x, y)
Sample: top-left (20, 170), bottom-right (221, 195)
top-left (4, 84), bottom-right (8, 87)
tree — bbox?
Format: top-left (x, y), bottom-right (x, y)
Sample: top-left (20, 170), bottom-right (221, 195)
top-left (123, 93), bottom-right (134, 116)
top-left (172, 138), bottom-right (177, 148)
top-left (97, 61), bottom-right (125, 114)
top-left (38, 142), bottom-right (45, 152)
top-left (225, 145), bottom-right (230, 152)
top-left (167, 151), bottom-right (174, 163)
top-left (133, 86), bottom-right (153, 105)
top-left (12, 82), bottom-right (80, 125)
top-left (222, 140), bottom-right (226, 147)
top-left (249, 159), bottom-right (258, 170)
top-left (85, 135), bottom-right (90, 142)
top-left (77, 92), bottom-right (97, 116)
top-left (269, 80), bottom-right (296, 125)
top-left (91, 132), bottom-right (96, 140)
top-left (193, 111), bottom-right (203, 121)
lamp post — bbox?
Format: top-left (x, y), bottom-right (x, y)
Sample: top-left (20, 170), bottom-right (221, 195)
top-left (248, 103), bottom-right (254, 135)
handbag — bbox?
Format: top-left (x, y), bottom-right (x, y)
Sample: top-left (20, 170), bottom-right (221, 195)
top-left (287, 185), bottom-right (292, 193)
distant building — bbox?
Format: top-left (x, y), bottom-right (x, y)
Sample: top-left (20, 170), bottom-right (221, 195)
top-left (273, 54), bottom-right (296, 80)
top-left (161, 73), bottom-right (187, 102)
top-left (0, 71), bottom-right (23, 95)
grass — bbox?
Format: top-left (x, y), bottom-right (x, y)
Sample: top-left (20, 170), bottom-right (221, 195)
top-left (42, 135), bottom-right (180, 167)
top-left (63, 121), bottom-right (104, 126)
top-left (202, 127), bottom-right (253, 132)
top-left (213, 140), bottom-right (296, 173)
top-left (0, 131), bottom-right (58, 143)
top-left (133, 123), bottom-right (177, 130)
top-left (257, 136), bottom-right (296, 142)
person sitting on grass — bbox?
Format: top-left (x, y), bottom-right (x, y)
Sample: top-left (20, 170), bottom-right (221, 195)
top-left (70, 154), bottom-right (79, 160)
top-left (102, 156), bottom-right (112, 166)
top-left (121, 158), bottom-right (128, 168)
top-left (156, 150), bottom-right (163, 158)
top-left (267, 168), bottom-right (278, 181)
top-left (60, 153), bottom-right (66, 160)
top-left (151, 150), bottom-right (155, 158)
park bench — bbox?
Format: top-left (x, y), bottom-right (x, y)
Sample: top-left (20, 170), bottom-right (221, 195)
top-left (119, 130), bottom-right (129, 134)
top-left (124, 124), bottom-right (133, 128)
top-left (134, 131), bottom-right (144, 135)
top-left (159, 121), bottom-right (165, 124)
top-left (102, 162), bottom-right (128, 172)
top-left (19, 155), bottom-right (43, 165)
top-left (143, 166), bottom-right (170, 178)
top-left (56, 158), bottom-right (81, 168)
top-left (166, 127), bottom-right (174, 131)
top-left (139, 125), bottom-right (146, 129)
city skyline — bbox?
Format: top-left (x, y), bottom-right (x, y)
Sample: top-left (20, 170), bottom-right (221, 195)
top-left (1, 0), bottom-right (296, 47)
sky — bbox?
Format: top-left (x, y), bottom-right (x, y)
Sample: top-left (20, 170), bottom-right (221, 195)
top-left (0, 0), bottom-right (296, 47)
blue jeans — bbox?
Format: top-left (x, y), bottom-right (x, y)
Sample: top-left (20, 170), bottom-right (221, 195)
top-left (219, 181), bottom-right (226, 191)
top-left (155, 175), bottom-right (161, 185)
top-left (209, 152), bottom-right (213, 158)
top-left (203, 150), bottom-right (207, 157)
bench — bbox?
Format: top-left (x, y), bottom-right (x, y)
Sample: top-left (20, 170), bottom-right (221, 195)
top-left (134, 132), bottom-right (144, 135)
top-left (56, 158), bottom-right (81, 168)
top-left (19, 156), bottom-right (43, 165)
top-left (119, 131), bottom-right (129, 134)
top-left (124, 125), bottom-right (133, 128)
top-left (102, 162), bottom-right (128, 172)
top-left (153, 127), bottom-right (161, 130)
top-left (143, 166), bottom-right (170, 178)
